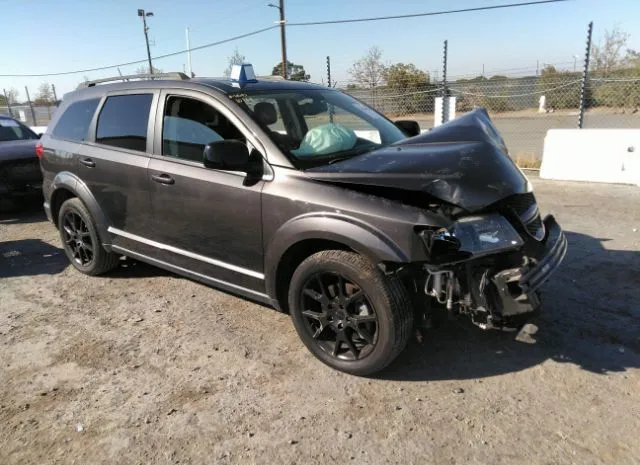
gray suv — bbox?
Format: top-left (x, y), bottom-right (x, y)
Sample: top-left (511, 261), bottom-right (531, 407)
top-left (39, 69), bottom-right (566, 375)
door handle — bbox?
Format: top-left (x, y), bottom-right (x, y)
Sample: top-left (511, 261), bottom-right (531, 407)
top-left (151, 173), bottom-right (175, 185)
top-left (80, 157), bottom-right (95, 168)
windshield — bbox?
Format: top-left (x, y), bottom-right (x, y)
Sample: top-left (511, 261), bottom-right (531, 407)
top-left (234, 89), bottom-right (407, 167)
top-left (0, 118), bottom-right (37, 142)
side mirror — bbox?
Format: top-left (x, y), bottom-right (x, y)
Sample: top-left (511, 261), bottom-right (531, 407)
top-left (395, 120), bottom-right (421, 137)
top-left (203, 140), bottom-right (250, 172)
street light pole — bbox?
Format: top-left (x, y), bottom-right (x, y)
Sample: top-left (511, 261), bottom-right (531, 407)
top-left (268, 1), bottom-right (287, 79)
top-left (186, 27), bottom-right (193, 77)
top-left (138, 9), bottom-right (154, 74)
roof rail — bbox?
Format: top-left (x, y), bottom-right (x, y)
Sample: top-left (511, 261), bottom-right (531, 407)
top-left (78, 72), bottom-right (190, 89)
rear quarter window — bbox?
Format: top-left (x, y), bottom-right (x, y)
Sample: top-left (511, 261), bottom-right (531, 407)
top-left (52, 98), bottom-right (100, 142)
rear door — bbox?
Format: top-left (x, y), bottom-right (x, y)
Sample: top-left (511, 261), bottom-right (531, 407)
top-left (145, 89), bottom-right (266, 294)
top-left (81, 90), bottom-right (158, 239)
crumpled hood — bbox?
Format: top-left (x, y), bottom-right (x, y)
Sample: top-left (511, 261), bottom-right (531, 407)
top-left (306, 108), bottom-right (529, 212)
top-left (0, 139), bottom-right (38, 163)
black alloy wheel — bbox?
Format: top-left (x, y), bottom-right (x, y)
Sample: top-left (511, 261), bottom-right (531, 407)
top-left (289, 250), bottom-right (413, 376)
top-left (61, 210), bottom-right (94, 266)
top-left (57, 198), bottom-right (120, 275)
top-left (300, 272), bottom-right (378, 361)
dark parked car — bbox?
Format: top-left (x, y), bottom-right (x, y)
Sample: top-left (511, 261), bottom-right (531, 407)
top-left (40, 67), bottom-right (566, 375)
top-left (0, 115), bottom-right (42, 201)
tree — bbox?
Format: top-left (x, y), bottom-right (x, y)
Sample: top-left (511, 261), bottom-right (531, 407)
top-left (348, 46), bottom-right (386, 88)
top-left (624, 49), bottom-right (640, 69)
top-left (224, 48), bottom-right (246, 77)
top-left (592, 25), bottom-right (630, 76)
top-left (34, 83), bottom-right (53, 105)
top-left (271, 61), bottom-right (310, 81)
top-left (135, 65), bottom-right (163, 74)
top-left (4, 87), bottom-right (19, 105)
top-left (382, 63), bottom-right (433, 114)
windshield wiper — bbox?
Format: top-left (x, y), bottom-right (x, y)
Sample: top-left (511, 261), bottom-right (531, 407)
top-left (327, 145), bottom-right (376, 164)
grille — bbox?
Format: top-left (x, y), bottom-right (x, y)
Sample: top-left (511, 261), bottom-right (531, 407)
top-left (504, 193), bottom-right (545, 241)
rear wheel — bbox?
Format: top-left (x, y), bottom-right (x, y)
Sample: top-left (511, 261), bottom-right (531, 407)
top-left (288, 250), bottom-right (413, 376)
top-left (58, 198), bottom-right (120, 275)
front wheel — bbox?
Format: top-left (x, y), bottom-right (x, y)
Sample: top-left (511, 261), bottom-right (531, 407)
top-left (288, 250), bottom-right (413, 376)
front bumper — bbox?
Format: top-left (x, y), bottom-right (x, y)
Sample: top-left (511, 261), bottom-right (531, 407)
top-left (491, 215), bottom-right (567, 317)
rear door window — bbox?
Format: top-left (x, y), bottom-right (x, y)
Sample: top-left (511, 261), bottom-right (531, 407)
top-left (96, 94), bottom-right (153, 152)
top-left (51, 98), bottom-right (100, 142)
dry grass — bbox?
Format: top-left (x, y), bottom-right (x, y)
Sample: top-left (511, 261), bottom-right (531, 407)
top-left (513, 152), bottom-right (542, 169)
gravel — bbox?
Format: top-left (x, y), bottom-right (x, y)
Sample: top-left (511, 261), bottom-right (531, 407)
top-left (1, 175), bottom-right (639, 465)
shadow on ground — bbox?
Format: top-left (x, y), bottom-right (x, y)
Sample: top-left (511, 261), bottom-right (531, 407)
top-left (379, 230), bottom-right (640, 381)
top-left (107, 258), bottom-right (171, 279)
top-left (0, 197), bottom-right (46, 225)
top-left (0, 239), bottom-right (68, 278)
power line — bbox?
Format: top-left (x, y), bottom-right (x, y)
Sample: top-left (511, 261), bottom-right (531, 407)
top-left (1, 0), bottom-right (572, 78)
top-left (287, 0), bottom-right (571, 27)
top-left (0, 25), bottom-right (277, 78)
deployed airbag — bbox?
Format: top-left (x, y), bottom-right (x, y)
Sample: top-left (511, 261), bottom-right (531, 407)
top-left (292, 123), bottom-right (357, 157)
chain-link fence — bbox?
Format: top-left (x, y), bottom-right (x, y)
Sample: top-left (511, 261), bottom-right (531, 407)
top-left (2, 70), bottom-right (638, 167)
top-left (0, 104), bottom-right (58, 127)
top-left (342, 75), bottom-right (640, 167)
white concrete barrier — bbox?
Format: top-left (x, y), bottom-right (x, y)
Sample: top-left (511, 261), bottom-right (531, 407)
top-left (540, 129), bottom-right (640, 187)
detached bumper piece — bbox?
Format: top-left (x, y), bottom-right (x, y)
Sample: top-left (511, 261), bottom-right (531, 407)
top-left (520, 215), bottom-right (567, 293)
top-left (491, 215), bottom-right (567, 319)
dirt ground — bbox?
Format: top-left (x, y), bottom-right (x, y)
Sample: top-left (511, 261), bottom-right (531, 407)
top-left (1, 176), bottom-right (639, 465)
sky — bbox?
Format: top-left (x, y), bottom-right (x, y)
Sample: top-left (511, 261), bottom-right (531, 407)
top-left (1, 0), bottom-right (640, 99)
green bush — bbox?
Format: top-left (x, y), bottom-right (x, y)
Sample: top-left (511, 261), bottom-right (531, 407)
top-left (480, 96), bottom-right (512, 112)
top-left (591, 69), bottom-right (640, 109)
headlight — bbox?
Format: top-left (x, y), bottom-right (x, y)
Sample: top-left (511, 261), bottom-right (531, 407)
top-left (451, 214), bottom-right (523, 256)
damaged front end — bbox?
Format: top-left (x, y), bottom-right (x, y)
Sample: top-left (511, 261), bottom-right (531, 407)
top-left (417, 198), bottom-right (567, 330)
top-left (307, 108), bottom-right (567, 331)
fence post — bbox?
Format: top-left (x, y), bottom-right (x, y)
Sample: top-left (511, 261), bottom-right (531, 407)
top-left (578, 21), bottom-right (593, 129)
top-left (326, 56), bottom-right (334, 123)
top-left (3, 88), bottom-right (13, 117)
top-left (52, 84), bottom-right (59, 107)
top-left (442, 40), bottom-right (449, 125)
top-left (24, 86), bottom-right (37, 126)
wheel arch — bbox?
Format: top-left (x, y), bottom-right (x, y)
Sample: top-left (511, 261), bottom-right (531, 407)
top-left (265, 214), bottom-right (410, 312)
top-left (49, 172), bottom-right (112, 248)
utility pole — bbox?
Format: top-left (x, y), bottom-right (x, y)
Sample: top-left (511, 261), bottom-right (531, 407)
top-left (186, 27), bottom-right (193, 77)
top-left (268, 1), bottom-right (287, 79)
top-left (137, 9), bottom-right (154, 74)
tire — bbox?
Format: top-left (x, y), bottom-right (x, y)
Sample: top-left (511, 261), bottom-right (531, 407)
top-left (288, 250), bottom-right (413, 376)
top-left (58, 198), bottom-right (120, 275)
